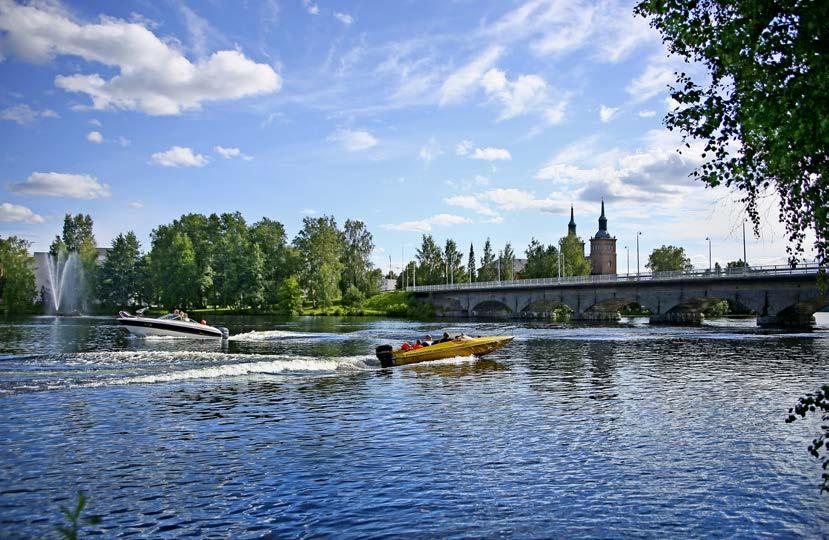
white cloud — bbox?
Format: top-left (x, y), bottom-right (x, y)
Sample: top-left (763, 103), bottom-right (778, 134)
top-left (214, 145), bottom-right (252, 160)
top-left (86, 130), bottom-right (103, 143)
top-left (8, 172), bottom-right (111, 199)
top-left (302, 1), bottom-right (319, 15)
top-left (418, 137), bottom-right (442, 162)
top-left (471, 147), bottom-right (511, 161)
top-left (439, 46), bottom-right (502, 105)
top-left (455, 140), bottom-right (473, 156)
top-left (150, 146), bottom-right (209, 167)
top-left (118, 136), bottom-right (131, 147)
top-left (128, 201), bottom-right (144, 209)
top-left (88, 118), bottom-right (102, 127)
top-left (638, 110), bottom-right (657, 118)
top-left (334, 12), bottom-right (353, 26)
top-left (0, 2), bottom-right (281, 115)
top-left (444, 194), bottom-right (499, 217)
top-left (302, 208), bottom-right (317, 215)
top-left (627, 57), bottom-right (676, 103)
top-left (327, 128), bottom-right (378, 151)
top-left (0, 104), bottom-right (58, 124)
top-left (481, 188), bottom-right (565, 213)
top-left (481, 68), bottom-right (549, 120)
top-left (383, 213), bottom-right (472, 232)
top-left (0, 202), bottom-right (45, 223)
top-left (599, 105), bottom-right (619, 123)
top-left (544, 99), bottom-right (568, 124)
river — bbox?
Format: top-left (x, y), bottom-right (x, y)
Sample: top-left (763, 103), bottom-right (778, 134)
top-left (1, 314), bottom-right (828, 538)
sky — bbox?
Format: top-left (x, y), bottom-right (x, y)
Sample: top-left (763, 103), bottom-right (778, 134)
top-left (0, 0), bottom-right (816, 273)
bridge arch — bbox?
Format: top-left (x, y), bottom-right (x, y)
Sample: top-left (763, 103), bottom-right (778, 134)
top-left (471, 300), bottom-right (512, 318)
top-left (760, 296), bottom-right (829, 327)
top-left (520, 299), bottom-right (572, 319)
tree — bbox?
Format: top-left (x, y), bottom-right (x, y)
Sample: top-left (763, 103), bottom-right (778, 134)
top-left (0, 236), bottom-right (36, 314)
top-left (98, 232), bottom-right (142, 308)
top-left (500, 242), bottom-right (516, 281)
top-left (467, 243), bottom-right (476, 283)
top-left (415, 234), bottom-right (445, 285)
top-left (726, 259), bottom-right (749, 268)
top-left (294, 215), bottom-right (344, 307)
top-left (523, 238), bottom-right (558, 279)
top-left (647, 245), bottom-right (693, 273)
top-left (342, 284), bottom-right (366, 307)
top-left (786, 384), bottom-right (829, 493)
top-left (443, 239), bottom-right (467, 285)
top-left (635, 0), bottom-right (828, 270)
top-left (277, 276), bottom-right (304, 315)
top-left (341, 219), bottom-right (375, 296)
top-left (560, 234), bottom-right (590, 276)
top-left (59, 214), bottom-right (94, 252)
top-left (477, 237), bottom-right (497, 282)
top-left (150, 232), bottom-right (199, 309)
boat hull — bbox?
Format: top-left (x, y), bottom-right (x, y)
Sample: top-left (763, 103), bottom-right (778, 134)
top-left (378, 336), bottom-right (513, 367)
top-left (117, 318), bottom-right (225, 339)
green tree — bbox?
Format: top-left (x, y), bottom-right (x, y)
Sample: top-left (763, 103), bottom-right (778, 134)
top-left (523, 238), bottom-right (558, 279)
top-left (341, 219), bottom-right (375, 295)
top-left (415, 234), bottom-right (445, 285)
top-left (467, 243), bottom-right (476, 282)
top-left (0, 236), bottom-right (36, 314)
top-left (58, 214), bottom-right (94, 252)
top-left (726, 259), bottom-right (749, 268)
top-left (500, 242), bottom-right (516, 281)
top-left (647, 245), bottom-right (693, 273)
top-left (635, 0), bottom-right (828, 269)
top-left (98, 232), bottom-right (142, 308)
top-left (342, 284), bottom-right (366, 307)
top-left (477, 237), bottom-right (497, 282)
top-left (150, 232), bottom-right (199, 309)
top-left (294, 215), bottom-right (344, 307)
top-left (250, 217), bottom-right (291, 305)
top-left (444, 239), bottom-right (467, 285)
top-left (277, 275), bottom-right (304, 315)
top-left (560, 235), bottom-right (590, 276)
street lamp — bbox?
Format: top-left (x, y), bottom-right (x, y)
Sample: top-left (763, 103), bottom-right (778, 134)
top-left (705, 237), bottom-right (712, 271)
top-left (636, 232), bottom-right (642, 277)
top-left (742, 219), bottom-right (748, 266)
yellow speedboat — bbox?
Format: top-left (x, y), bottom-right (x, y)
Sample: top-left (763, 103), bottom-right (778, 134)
top-left (375, 335), bottom-right (513, 368)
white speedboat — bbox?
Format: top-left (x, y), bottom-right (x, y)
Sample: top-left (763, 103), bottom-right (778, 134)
top-left (117, 309), bottom-right (229, 339)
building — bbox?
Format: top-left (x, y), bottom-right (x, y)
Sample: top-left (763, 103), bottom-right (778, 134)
top-left (567, 202), bottom-right (617, 276)
top-left (589, 201), bottom-right (617, 275)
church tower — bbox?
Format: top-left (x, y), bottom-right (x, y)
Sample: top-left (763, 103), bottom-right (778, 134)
top-left (567, 205), bottom-right (577, 236)
top-left (589, 201), bottom-right (617, 275)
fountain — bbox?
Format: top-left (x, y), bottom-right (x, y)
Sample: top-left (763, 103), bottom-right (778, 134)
top-left (44, 251), bottom-right (85, 315)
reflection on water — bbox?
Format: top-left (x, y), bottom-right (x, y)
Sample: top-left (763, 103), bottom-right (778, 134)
top-left (0, 314), bottom-right (828, 537)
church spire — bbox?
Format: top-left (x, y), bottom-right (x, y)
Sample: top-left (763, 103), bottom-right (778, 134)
top-left (595, 200), bottom-right (609, 238)
top-left (568, 204), bottom-right (576, 236)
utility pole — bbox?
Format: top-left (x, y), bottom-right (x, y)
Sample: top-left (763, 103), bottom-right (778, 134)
top-left (742, 220), bottom-right (747, 266)
top-left (625, 245), bottom-right (629, 275)
top-left (497, 251), bottom-right (501, 282)
top-left (706, 237), bottom-right (712, 271)
top-left (636, 232), bottom-right (642, 277)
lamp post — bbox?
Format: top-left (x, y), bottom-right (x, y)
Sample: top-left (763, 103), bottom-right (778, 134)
top-left (636, 232), bottom-right (642, 277)
top-left (742, 220), bottom-right (748, 266)
top-left (705, 237), bottom-right (712, 271)
top-left (625, 245), bottom-right (629, 276)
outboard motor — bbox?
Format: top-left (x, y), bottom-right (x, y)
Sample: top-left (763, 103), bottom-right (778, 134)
top-left (375, 345), bottom-right (395, 368)
top-left (218, 327), bottom-right (230, 339)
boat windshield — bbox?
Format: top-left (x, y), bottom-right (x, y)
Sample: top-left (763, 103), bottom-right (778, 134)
top-left (158, 314), bottom-right (182, 321)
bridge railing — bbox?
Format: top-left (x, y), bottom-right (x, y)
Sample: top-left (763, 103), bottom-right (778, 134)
top-left (406, 262), bottom-right (824, 293)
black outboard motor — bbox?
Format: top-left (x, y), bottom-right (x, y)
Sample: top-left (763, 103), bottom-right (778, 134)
top-left (218, 327), bottom-right (230, 339)
top-left (376, 345), bottom-right (395, 368)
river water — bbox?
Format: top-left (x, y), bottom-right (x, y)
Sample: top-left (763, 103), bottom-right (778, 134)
top-left (1, 314), bottom-right (828, 538)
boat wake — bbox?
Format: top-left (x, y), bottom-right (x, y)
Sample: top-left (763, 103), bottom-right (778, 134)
top-left (228, 329), bottom-right (347, 342)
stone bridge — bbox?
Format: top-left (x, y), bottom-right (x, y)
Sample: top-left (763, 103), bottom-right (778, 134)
top-left (409, 264), bottom-right (827, 328)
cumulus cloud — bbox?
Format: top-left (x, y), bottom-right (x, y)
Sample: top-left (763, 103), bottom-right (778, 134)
top-left (0, 202), bottom-right (45, 223)
top-left (1, 104), bottom-right (58, 124)
top-left (302, 208), bottom-right (317, 215)
top-left (8, 172), bottom-right (111, 199)
top-left (214, 145), bottom-right (252, 160)
top-left (418, 137), bottom-right (442, 162)
top-left (471, 147), bottom-right (511, 161)
top-left (383, 213), bottom-right (472, 232)
top-left (599, 105), bottom-right (619, 123)
top-left (86, 130), bottom-right (103, 143)
top-left (455, 140), bottom-right (474, 156)
top-left (439, 46), bottom-right (502, 105)
top-left (327, 128), bottom-right (378, 151)
top-left (481, 188), bottom-right (565, 213)
top-left (150, 146), bottom-right (209, 167)
top-left (0, 1), bottom-right (281, 115)
top-left (444, 194), bottom-right (499, 217)
top-left (638, 110), bottom-right (656, 118)
top-left (481, 67), bottom-right (549, 120)
top-left (334, 12), bottom-right (353, 25)
top-left (128, 201), bottom-right (144, 209)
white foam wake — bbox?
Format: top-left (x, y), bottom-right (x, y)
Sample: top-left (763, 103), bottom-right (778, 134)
top-left (228, 329), bottom-right (340, 341)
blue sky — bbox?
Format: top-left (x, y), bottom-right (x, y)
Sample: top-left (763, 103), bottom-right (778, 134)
top-left (0, 0), bottom-right (814, 271)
